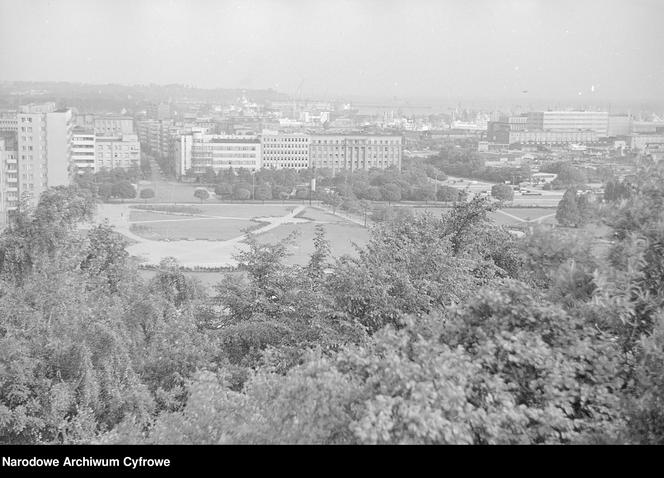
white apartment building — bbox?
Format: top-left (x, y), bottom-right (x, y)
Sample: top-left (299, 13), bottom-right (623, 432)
top-left (93, 115), bottom-right (134, 136)
top-left (95, 134), bottom-right (140, 171)
top-left (17, 103), bottom-right (73, 205)
top-left (0, 137), bottom-right (19, 226)
top-left (173, 133), bottom-right (194, 178)
top-left (71, 128), bottom-right (96, 174)
top-left (261, 132), bottom-right (310, 170)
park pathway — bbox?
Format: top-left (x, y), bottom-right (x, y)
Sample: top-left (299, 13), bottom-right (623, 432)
top-left (92, 203), bottom-right (308, 267)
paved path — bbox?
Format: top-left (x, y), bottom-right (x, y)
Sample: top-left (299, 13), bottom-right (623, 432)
top-left (93, 203), bottom-right (309, 267)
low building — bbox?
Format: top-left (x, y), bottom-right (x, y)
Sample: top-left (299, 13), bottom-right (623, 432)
top-left (630, 134), bottom-right (664, 151)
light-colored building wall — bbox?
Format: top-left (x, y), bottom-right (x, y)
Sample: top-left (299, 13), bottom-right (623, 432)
top-left (261, 132), bottom-right (310, 170)
top-left (528, 111), bottom-right (609, 137)
top-left (630, 134), bottom-right (664, 151)
top-left (173, 133), bottom-right (194, 178)
top-left (95, 134), bottom-right (140, 171)
top-left (309, 135), bottom-right (402, 172)
top-left (93, 116), bottom-right (134, 136)
top-left (72, 128), bottom-right (96, 174)
top-left (45, 109), bottom-right (73, 187)
top-left (0, 137), bottom-right (19, 226)
top-left (191, 134), bottom-right (261, 173)
top-left (509, 129), bottom-right (598, 144)
top-left (608, 115), bottom-right (632, 137)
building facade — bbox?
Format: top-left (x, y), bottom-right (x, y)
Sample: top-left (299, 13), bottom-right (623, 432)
top-left (95, 134), bottom-right (140, 171)
top-left (71, 127), bottom-right (96, 174)
top-left (16, 103), bottom-right (73, 205)
top-left (93, 115), bottom-right (134, 136)
top-left (528, 111), bottom-right (609, 137)
top-left (308, 135), bottom-right (402, 172)
top-left (0, 136), bottom-right (19, 225)
top-left (508, 129), bottom-right (598, 145)
top-left (261, 132), bottom-right (310, 170)
top-left (190, 134), bottom-right (262, 174)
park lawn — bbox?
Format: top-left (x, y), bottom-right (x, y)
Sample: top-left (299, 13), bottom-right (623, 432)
top-left (196, 204), bottom-right (296, 218)
top-left (130, 218), bottom-right (262, 241)
top-left (251, 220), bottom-right (370, 265)
top-left (129, 211), bottom-right (204, 222)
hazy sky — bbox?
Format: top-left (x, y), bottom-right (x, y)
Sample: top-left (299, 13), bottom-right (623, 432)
top-left (1, 0), bottom-right (663, 101)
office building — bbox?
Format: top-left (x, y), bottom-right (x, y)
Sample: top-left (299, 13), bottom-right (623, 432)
top-left (527, 111), bottom-right (609, 137)
top-left (261, 132), bottom-right (310, 170)
top-left (608, 115), bottom-right (632, 137)
top-left (190, 134), bottom-right (262, 174)
top-left (508, 129), bottom-right (598, 145)
top-left (309, 134), bottom-right (402, 172)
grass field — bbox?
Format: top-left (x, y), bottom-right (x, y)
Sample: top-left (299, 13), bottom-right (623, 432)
top-left (252, 207), bottom-right (369, 265)
top-left (129, 211), bottom-right (198, 222)
top-left (130, 218), bottom-right (264, 241)
top-left (403, 205), bottom-right (558, 227)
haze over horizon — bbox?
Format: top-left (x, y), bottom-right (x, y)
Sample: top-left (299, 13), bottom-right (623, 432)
top-left (1, 0), bottom-right (663, 103)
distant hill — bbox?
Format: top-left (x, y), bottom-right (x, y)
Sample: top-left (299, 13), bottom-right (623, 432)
top-left (0, 81), bottom-right (291, 114)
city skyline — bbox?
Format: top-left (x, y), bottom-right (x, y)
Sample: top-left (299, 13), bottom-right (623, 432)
top-left (1, 0), bottom-right (663, 102)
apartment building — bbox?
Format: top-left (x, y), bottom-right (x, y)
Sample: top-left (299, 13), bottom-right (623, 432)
top-left (93, 115), bottom-right (134, 136)
top-left (261, 132), bottom-right (310, 170)
top-left (16, 103), bottom-right (73, 205)
top-left (71, 127), bottom-right (96, 174)
top-left (0, 136), bottom-right (19, 226)
top-left (309, 134), bottom-right (402, 172)
top-left (95, 134), bottom-right (140, 171)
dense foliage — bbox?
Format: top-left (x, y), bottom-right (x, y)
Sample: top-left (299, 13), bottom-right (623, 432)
top-left (3, 160), bottom-right (664, 444)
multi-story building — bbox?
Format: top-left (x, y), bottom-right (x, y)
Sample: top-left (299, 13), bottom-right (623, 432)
top-left (309, 134), bottom-right (402, 172)
top-left (261, 132), bottom-right (310, 170)
top-left (147, 103), bottom-right (171, 120)
top-left (93, 115), bottom-right (134, 136)
top-left (527, 111), bottom-right (609, 137)
top-left (17, 103), bottom-right (73, 205)
top-left (508, 130), bottom-right (598, 145)
top-left (173, 133), bottom-right (195, 178)
top-left (630, 134), bottom-right (664, 151)
top-left (0, 112), bottom-right (19, 133)
top-left (95, 134), bottom-right (140, 171)
top-left (190, 134), bottom-right (262, 174)
top-left (71, 127), bottom-right (96, 174)
top-left (608, 115), bottom-right (632, 137)
top-left (0, 136), bottom-right (19, 225)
